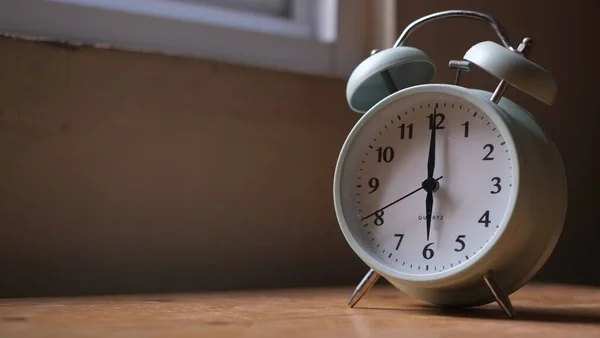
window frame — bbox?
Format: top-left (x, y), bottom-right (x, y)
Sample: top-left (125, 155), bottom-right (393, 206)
top-left (0, 0), bottom-right (374, 78)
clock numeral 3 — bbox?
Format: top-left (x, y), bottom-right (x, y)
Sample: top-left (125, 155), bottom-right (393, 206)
top-left (454, 235), bottom-right (466, 252)
top-left (394, 234), bottom-right (404, 250)
top-left (422, 243), bottom-right (434, 260)
top-left (482, 144), bottom-right (494, 160)
top-left (399, 123), bottom-right (413, 139)
top-left (478, 210), bottom-right (491, 227)
top-left (491, 177), bottom-right (501, 194)
top-left (368, 177), bottom-right (379, 193)
top-left (427, 113), bottom-right (445, 129)
top-left (376, 146), bottom-right (394, 163)
top-left (374, 210), bottom-right (385, 226)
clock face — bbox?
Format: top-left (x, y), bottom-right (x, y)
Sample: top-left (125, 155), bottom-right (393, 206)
top-left (336, 88), bottom-right (517, 278)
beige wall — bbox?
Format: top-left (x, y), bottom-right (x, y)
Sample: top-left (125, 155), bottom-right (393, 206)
top-left (0, 37), bottom-right (366, 297)
top-left (1, 0), bottom-right (598, 297)
top-left (394, 0), bottom-right (598, 285)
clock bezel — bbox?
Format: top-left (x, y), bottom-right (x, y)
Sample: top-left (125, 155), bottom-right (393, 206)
top-left (333, 83), bottom-right (522, 285)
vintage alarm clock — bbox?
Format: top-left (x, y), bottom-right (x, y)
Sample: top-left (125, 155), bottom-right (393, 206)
top-left (332, 10), bottom-right (567, 318)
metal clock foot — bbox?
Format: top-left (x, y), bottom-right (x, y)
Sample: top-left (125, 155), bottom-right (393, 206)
top-left (348, 269), bottom-right (380, 307)
top-left (483, 270), bottom-right (516, 318)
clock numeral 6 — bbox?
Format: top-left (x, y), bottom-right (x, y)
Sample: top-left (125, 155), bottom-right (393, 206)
top-left (374, 210), bottom-right (385, 226)
top-left (422, 243), bottom-right (434, 260)
top-left (454, 235), bottom-right (466, 252)
top-left (376, 146), bottom-right (394, 163)
top-left (490, 177), bottom-right (501, 194)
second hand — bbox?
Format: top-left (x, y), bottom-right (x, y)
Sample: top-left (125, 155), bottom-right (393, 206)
top-left (361, 176), bottom-right (443, 221)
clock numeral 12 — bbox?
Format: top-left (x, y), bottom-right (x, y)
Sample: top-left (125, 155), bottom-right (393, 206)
top-left (427, 113), bottom-right (445, 129)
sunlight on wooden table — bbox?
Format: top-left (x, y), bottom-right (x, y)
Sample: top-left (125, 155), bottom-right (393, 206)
top-left (1, 283), bottom-right (599, 337)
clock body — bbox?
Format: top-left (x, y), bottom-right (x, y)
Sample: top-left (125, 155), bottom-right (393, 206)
top-left (333, 84), bottom-right (567, 307)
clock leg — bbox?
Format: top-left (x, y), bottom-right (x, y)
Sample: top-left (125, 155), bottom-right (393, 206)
top-left (347, 269), bottom-right (380, 308)
top-left (483, 270), bottom-right (516, 318)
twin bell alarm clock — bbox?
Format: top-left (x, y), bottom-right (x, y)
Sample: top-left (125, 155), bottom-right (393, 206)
top-left (332, 10), bottom-right (567, 318)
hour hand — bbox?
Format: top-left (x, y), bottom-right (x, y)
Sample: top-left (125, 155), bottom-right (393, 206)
top-left (425, 189), bottom-right (433, 241)
top-left (426, 104), bottom-right (438, 179)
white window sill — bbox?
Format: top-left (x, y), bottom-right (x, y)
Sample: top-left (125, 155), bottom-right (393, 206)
top-left (0, 0), bottom-right (388, 79)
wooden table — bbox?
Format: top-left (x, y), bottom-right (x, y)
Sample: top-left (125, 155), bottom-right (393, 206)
top-left (1, 283), bottom-right (599, 337)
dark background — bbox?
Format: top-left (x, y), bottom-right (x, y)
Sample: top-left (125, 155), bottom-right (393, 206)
top-left (0, 0), bottom-right (597, 298)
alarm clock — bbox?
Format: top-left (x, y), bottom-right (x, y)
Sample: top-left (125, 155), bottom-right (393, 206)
top-left (332, 10), bottom-right (567, 318)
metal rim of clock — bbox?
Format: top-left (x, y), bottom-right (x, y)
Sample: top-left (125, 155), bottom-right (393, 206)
top-left (334, 84), bottom-right (521, 285)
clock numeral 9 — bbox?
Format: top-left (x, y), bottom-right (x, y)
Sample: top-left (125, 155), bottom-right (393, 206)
top-left (374, 210), bottom-right (385, 226)
top-left (376, 146), bottom-right (394, 163)
top-left (490, 177), bottom-right (501, 194)
top-left (482, 144), bottom-right (494, 160)
top-left (368, 177), bottom-right (379, 193)
top-left (422, 243), bottom-right (434, 260)
top-left (399, 123), bottom-right (413, 139)
top-left (478, 210), bottom-right (491, 227)
top-left (427, 112), bottom-right (445, 129)
top-left (454, 235), bottom-right (466, 252)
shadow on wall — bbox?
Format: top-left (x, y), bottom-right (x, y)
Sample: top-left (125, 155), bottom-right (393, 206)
top-left (0, 35), bottom-right (366, 298)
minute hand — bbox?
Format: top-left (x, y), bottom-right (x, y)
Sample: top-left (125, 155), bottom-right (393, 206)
top-left (361, 176), bottom-right (443, 221)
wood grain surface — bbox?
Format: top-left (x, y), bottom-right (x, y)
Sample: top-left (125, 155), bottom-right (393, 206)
top-left (1, 283), bottom-right (599, 337)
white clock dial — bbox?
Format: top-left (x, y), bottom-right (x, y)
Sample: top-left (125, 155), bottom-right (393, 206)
top-left (338, 91), bottom-right (515, 277)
